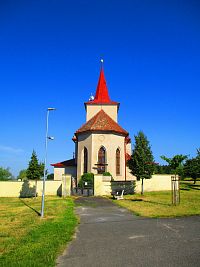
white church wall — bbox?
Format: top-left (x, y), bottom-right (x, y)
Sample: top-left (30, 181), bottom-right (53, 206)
top-left (77, 132), bottom-right (93, 180)
top-left (76, 132), bottom-right (128, 181)
top-left (126, 142), bottom-right (132, 155)
top-left (86, 104), bottom-right (118, 122)
top-left (91, 132), bottom-right (126, 180)
top-left (126, 167), bottom-right (136, 181)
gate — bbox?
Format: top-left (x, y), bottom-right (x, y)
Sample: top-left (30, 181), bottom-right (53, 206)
top-left (71, 177), bottom-right (94, 196)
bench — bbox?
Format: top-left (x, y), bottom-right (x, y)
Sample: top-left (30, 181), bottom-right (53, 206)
top-left (112, 189), bottom-right (124, 200)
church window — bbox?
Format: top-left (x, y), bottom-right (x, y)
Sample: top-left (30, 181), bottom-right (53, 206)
top-left (98, 146), bottom-right (106, 174)
top-left (83, 147), bottom-right (88, 173)
top-left (116, 148), bottom-right (120, 175)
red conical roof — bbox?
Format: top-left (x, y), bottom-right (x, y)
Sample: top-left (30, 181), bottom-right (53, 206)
top-left (94, 68), bottom-right (111, 103)
top-left (85, 67), bottom-right (119, 105)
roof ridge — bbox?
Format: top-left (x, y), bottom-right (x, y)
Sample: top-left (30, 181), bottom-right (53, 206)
top-left (98, 109), bottom-right (126, 132)
top-left (76, 109), bottom-right (128, 136)
top-left (75, 110), bottom-right (100, 132)
top-left (91, 109), bottom-right (102, 128)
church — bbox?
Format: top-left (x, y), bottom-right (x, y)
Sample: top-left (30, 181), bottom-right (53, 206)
top-left (52, 63), bottom-right (133, 182)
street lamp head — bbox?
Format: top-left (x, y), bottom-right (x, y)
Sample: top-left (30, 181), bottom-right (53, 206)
top-left (48, 136), bottom-right (54, 140)
top-left (47, 107), bottom-right (56, 111)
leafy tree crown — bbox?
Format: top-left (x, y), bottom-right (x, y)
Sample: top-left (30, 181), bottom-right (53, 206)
top-left (161, 154), bottom-right (187, 176)
top-left (127, 131), bottom-right (155, 180)
top-left (26, 150), bottom-right (44, 180)
top-left (0, 167), bottom-right (13, 181)
top-left (17, 169), bottom-right (27, 180)
top-left (183, 149), bottom-right (200, 181)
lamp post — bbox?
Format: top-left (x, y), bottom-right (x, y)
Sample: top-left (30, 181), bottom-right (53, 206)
top-left (41, 107), bottom-right (56, 218)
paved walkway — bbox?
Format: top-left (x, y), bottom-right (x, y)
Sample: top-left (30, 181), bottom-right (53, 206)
top-left (57, 197), bottom-right (200, 267)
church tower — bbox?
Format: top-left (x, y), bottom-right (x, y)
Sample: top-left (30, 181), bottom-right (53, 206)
top-left (74, 62), bottom-right (132, 181)
top-left (84, 65), bottom-right (119, 122)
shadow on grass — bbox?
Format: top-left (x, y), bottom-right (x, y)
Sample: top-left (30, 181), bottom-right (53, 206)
top-left (19, 199), bottom-right (41, 216)
top-left (191, 187), bottom-right (200, 190)
top-left (181, 182), bottom-right (200, 191)
top-left (144, 200), bottom-right (171, 206)
top-left (129, 198), bottom-right (171, 206)
top-left (19, 180), bottom-right (36, 198)
top-left (180, 188), bottom-right (190, 191)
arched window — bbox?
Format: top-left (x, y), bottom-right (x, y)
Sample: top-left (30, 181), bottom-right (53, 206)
top-left (116, 148), bottom-right (120, 175)
top-left (98, 146), bottom-right (106, 174)
top-left (83, 147), bottom-right (88, 173)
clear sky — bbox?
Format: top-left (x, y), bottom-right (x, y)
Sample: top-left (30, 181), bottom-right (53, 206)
top-left (0, 0), bottom-right (200, 177)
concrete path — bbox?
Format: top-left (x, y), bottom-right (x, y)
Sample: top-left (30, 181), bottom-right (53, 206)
top-left (57, 197), bottom-right (200, 267)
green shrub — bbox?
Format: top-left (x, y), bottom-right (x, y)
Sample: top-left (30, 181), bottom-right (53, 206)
top-left (103, 172), bottom-right (112, 176)
top-left (78, 173), bottom-right (94, 187)
top-left (102, 172), bottom-right (114, 181)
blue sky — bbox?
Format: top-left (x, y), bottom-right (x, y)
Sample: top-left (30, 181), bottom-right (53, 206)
top-left (0, 0), bottom-right (200, 176)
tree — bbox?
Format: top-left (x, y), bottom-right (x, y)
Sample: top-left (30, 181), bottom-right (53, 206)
top-left (161, 154), bottom-right (188, 179)
top-left (127, 131), bottom-right (155, 194)
top-left (17, 169), bottom-right (27, 181)
top-left (184, 149), bottom-right (200, 184)
top-left (154, 164), bottom-right (172, 174)
top-left (47, 173), bottom-right (54, 180)
top-left (39, 162), bottom-right (45, 177)
top-left (0, 167), bottom-right (13, 181)
top-left (26, 150), bottom-right (44, 197)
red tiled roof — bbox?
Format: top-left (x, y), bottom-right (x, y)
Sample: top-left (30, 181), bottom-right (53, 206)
top-left (51, 158), bottom-right (76, 167)
top-left (85, 68), bottom-right (119, 105)
top-left (76, 109), bottom-right (128, 136)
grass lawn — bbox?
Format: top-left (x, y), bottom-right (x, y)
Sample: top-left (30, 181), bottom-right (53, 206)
top-left (0, 196), bottom-right (77, 267)
top-left (113, 181), bottom-right (200, 218)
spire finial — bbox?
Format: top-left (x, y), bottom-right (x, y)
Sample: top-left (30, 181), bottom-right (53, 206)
top-left (100, 58), bottom-right (104, 69)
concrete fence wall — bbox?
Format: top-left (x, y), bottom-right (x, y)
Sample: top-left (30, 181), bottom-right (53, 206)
top-left (93, 174), bottom-right (172, 196)
top-left (0, 180), bottom-right (63, 197)
top-left (0, 175), bottom-right (172, 197)
top-left (94, 175), bottom-right (112, 196)
top-left (135, 175), bottom-right (172, 193)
